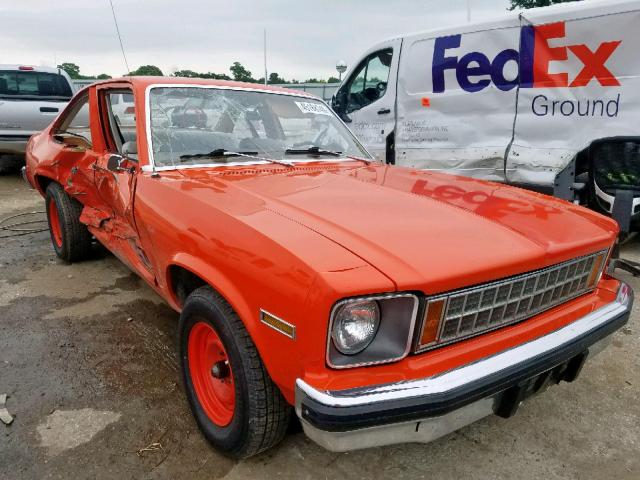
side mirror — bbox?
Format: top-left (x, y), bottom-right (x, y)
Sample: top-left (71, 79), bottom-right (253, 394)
top-left (107, 154), bottom-right (124, 172)
top-left (332, 89), bottom-right (346, 112)
top-left (333, 90), bottom-right (351, 123)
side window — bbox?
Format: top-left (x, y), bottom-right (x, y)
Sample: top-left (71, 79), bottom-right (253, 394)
top-left (103, 89), bottom-right (137, 159)
top-left (346, 48), bottom-right (393, 113)
top-left (55, 94), bottom-right (92, 146)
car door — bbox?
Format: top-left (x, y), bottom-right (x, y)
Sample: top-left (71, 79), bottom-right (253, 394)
top-left (334, 40), bottom-right (402, 163)
top-left (90, 85), bottom-right (155, 283)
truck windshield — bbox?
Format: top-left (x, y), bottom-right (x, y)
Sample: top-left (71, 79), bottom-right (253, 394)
top-left (0, 70), bottom-right (73, 101)
top-left (148, 86), bottom-right (371, 168)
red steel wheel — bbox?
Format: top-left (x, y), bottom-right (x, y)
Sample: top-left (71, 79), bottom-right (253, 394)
top-left (48, 197), bottom-right (63, 248)
top-left (180, 286), bottom-right (291, 458)
top-left (188, 321), bottom-right (236, 426)
top-left (44, 183), bottom-right (92, 262)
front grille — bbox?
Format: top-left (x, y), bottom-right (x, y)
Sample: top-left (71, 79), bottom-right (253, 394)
top-left (416, 251), bottom-right (608, 352)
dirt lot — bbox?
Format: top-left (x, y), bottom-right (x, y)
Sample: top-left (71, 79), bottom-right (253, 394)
top-left (1, 173), bottom-right (638, 480)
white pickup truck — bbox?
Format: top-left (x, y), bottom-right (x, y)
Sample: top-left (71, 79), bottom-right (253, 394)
top-left (0, 65), bottom-right (74, 173)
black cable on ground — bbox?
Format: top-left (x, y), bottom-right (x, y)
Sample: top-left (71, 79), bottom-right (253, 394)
top-left (0, 211), bottom-right (48, 239)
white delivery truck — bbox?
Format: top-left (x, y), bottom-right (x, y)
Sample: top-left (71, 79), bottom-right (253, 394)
top-left (332, 0), bottom-right (640, 226)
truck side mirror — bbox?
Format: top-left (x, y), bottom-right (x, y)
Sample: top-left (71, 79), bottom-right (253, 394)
top-left (332, 89), bottom-right (351, 123)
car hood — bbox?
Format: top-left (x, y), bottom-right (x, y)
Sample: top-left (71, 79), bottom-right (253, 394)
top-left (180, 162), bottom-right (617, 293)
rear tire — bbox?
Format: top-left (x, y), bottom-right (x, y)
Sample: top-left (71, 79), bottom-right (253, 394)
top-left (45, 183), bottom-right (92, 262)
top-left (179, 286), bottom-right (291, 458)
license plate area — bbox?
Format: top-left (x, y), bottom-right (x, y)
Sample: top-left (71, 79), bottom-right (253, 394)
top-left (494, 350), bottom-right (589, 418)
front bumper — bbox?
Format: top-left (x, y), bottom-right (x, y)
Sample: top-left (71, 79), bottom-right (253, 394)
top-left (295, 282), bottom-right (632, 452)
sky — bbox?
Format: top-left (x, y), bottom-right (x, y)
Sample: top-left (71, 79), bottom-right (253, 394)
top-left (1, 0), bottom-right (512, 81)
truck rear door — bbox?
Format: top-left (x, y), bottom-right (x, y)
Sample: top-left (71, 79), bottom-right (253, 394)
top-left (506, 7), bottom-right (640, 192)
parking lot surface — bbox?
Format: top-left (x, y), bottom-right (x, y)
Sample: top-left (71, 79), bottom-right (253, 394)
top-left (1, 173), bottom-right (638, 479)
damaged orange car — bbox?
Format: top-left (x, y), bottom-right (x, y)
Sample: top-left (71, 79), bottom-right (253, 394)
top-left (24, 77), bottom-right (632, 458)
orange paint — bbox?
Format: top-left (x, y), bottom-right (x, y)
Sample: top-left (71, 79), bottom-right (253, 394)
top-left (24, 77), bottom-right (621, 405)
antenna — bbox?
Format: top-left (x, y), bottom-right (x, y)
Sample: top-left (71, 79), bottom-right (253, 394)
top-left (108, 0), bottom-right (131, 74)
top-left (264, 28), bottom-right (268, 86)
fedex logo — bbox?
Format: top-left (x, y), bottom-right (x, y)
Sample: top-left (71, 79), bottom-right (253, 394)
top-left (432, 22), bottom-right (621, 93)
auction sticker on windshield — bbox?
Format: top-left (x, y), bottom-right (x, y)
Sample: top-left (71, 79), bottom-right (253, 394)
top-left (295, 101), bottom-right (332, 116)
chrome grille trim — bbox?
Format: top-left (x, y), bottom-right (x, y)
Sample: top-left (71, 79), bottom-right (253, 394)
top-left (415, 250), bottom-right (608, 353)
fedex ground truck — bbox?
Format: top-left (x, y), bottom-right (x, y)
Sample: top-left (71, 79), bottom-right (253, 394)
top-left (331, 0), bottom-right (640, 225)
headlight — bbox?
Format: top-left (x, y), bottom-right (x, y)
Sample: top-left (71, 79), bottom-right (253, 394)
top-left (331, 300), bottom-right (380, 355)
top-left (327, 293), bottom-right (419, 369)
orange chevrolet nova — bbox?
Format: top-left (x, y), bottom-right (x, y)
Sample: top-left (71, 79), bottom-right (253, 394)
top-left (24, 77), bottom-right (632, 458)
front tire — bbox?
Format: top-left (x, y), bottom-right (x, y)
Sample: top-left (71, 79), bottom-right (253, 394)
top-left (179, 286), bottom-right (291, 458)
top-left (45, 183), bottom-right (92, 262)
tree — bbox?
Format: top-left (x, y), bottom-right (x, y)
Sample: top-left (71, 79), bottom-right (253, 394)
top-left (57, 62), bottom-right (112, 80)
top-left (268, 72), bottom-right (286, 84)
top-left (327, 76), bottom-right (341, 83)
top-left (173, 69), bottom-right (200, 78)
top-left (229, 62), bottom-right (256, 82)
top-left (509, 0), bottom-right (581, 10)
top-left (304, 78), bottom-right (324, 84)
top-left (172, 69), bottom-right (231, 80)
top-left (57, 62), bottom-right (81, 79)
top-left (128, 65), bottom-right (163, 76)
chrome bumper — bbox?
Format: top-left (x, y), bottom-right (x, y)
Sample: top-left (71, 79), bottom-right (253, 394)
top-left (295, 283), bottom-right (632, 452)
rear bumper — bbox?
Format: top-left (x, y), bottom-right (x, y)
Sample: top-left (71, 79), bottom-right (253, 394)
top-left (295, 282), bottom-right (632, 452)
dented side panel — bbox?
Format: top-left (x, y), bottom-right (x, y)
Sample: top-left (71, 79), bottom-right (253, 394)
top-left (382, 2), bottom-right (640, 189)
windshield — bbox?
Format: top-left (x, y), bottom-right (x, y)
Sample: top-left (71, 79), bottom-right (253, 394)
top-left (0, 70), bottom-right (73, 101)
top-left (148, 86), bottom-right (370, 167)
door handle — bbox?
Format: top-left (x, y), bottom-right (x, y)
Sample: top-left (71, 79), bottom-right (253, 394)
top-left (40, 107), bottom-right (59, 113)
top-left (377, 108), bottom-right (391, 115)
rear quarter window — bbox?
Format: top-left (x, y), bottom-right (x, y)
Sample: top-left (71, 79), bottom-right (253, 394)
top-left (0, 70), bottom-right (73, 100)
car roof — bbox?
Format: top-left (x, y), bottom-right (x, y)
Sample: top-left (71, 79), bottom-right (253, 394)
top-left (92, 76), bottom-right (317, 99)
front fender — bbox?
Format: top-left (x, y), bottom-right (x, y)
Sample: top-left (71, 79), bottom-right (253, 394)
top-left (167, 252), bottom-right (253, 326)
top-left (166, 252), bottom-right (316, 403)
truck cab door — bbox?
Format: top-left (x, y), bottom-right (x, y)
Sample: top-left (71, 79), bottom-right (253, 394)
top-left (333, 39), bottom-right (402, 163)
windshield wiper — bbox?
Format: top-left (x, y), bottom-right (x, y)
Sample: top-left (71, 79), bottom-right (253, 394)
top-left (284, 146), bottom-right (343, 157)
top-left (179, 149), bottom-right (258, 160)
top-left (179, 149), bottom-right (294, 168)
top-left (285, 145), bottom-right (371, 165)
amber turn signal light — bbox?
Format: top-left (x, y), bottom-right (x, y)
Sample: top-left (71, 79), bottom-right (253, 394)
top-left (420, 299), bottom-right (445, 346)
top-left (587, 252), bottom-right (606, 288)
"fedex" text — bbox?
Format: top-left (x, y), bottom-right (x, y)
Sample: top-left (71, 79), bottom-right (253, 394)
top-left (432, 22), bottom-right (621, 93)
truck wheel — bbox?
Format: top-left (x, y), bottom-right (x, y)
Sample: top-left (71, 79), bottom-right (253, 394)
top-left (45, 183), bottom-right (92, 262)
top-left (179, 286), bottom-right (291, 458)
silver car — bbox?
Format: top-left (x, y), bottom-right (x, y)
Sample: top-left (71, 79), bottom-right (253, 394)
top-left (0, 65), bottom-right (74, 172)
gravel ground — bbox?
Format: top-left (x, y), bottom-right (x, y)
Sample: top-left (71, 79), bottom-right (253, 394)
top-left (0, 173), bottom-right (638, 480)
